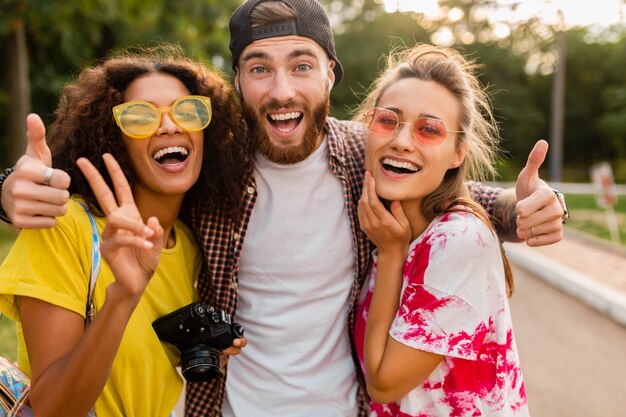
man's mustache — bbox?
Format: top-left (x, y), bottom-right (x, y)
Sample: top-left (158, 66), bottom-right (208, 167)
top-left (260, 99), bottom-right (301, 113)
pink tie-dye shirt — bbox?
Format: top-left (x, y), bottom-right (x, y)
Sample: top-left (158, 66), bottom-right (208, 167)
top-left (355, 211), bottom-right (529, 417)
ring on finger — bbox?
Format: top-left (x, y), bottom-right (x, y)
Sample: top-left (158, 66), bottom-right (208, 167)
top-left (530, 226), bottom-right (536, 238)
top-left (42, 167), bottom-right (54, 186)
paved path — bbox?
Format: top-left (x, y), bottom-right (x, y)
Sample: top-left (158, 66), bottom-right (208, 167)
top-left (506, 230), bottom-right (626, 416)
top-left (505, 229), bottom-right (626, 327)
top-left (174, 230), bottom-right (626, 416)
top-left (509, 266), bottom-right (626, 417)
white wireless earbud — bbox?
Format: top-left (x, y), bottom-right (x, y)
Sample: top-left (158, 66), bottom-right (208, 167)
top-left (235, 83), bottom-right (241, 94)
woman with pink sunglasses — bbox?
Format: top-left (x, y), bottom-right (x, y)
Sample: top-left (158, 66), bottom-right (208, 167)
top-left (354, 44), bottom-right (530, 417)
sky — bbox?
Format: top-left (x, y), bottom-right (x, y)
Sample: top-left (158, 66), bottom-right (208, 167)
top-left (382, 0), bottom-right (625, 28)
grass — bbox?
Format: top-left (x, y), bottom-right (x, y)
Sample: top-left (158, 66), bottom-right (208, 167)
top-left (0, 193), bottom-right (624, 362)
top-left (565, 194), bottom-right (626, 245)
top-left (0, 222), bottom-right (19, 362)
top-left (0, 315), bottom-right (17, 362)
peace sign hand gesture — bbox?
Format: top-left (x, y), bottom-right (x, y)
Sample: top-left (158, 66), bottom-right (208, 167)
top-left (77, 154), bottom-right (164, 301)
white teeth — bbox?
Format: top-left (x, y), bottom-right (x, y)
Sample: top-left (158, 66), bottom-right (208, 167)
top-left (382, 158), bottom-right (419, 172)
top-left (269, 112), bottom-right (301, 121)
top-left (152, 146), bottom-right (189, 160)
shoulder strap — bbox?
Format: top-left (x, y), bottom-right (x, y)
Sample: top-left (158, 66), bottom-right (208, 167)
top-left (79, 202), bottom-right (100, 417)
top-left (78, 202), bottom-right (101, 327)
top-left (2, 202), bottom-right (100, 417)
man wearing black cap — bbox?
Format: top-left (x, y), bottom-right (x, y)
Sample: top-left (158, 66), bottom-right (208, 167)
top-left (184, 1), bottom-right (566, 417)
top-left (210, 2), bottom-right (367, 416)
top-left (0, 0), bottom-right (567, 416)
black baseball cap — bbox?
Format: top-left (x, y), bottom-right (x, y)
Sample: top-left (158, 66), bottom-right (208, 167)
top-left (229, 0), bottom-right (344, 85)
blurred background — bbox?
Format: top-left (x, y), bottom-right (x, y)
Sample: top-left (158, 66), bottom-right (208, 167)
top-left (1, 0), bottom-right (625, 182)
top-left (1, 1), bottom-right (626, 416)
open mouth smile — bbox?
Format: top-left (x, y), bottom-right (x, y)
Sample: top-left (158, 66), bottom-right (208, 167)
top-left (268, 111), bottom-right (303, 133)
top-left (380, 157), bottom-right (421, 174)
top-left (152, 146), bottom-right (190, 165)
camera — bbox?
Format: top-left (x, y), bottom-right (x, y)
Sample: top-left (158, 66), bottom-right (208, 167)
top-left (152, 302), bottom-right (244, 382)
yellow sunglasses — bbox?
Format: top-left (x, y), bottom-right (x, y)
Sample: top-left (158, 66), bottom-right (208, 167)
top-left (112, 95), bottom-right (212, 139)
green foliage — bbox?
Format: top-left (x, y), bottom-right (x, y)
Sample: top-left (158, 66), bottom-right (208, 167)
top-left (331, 3), bottom-right (626, 182)
top-left (566, 193), bottom-right (626, 244)
top-left (459, 42), bottom-right (550, 180)
top-left (0, 316), bottom-right (17, 363)
top-left (556, 28), bottom-right (626, 174)
top-left (0, 222), bottom-right (18, 362)
top-left (567, 192), bottom-right (626, 212)
top-left (332, 11), bottom-right (431, 119)
top-left (0, 0), bottom-right (239, 163)
top-left (0, 0), bottom-right (625, 181)
top-left (0, 222), bottom-right (17, 266)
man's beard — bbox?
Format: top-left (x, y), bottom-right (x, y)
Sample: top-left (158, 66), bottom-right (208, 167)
top-left (242, 93), bottom-right (330, 165)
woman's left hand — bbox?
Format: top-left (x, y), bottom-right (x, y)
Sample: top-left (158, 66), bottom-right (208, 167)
top-left (358, 172), bottom-right (412, 256)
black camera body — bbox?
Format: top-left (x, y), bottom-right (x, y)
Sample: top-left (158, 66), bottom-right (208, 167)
top-left (152, 302), bottom-right (244, 382)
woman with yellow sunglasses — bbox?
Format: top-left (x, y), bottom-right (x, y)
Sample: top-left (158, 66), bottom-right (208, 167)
top-left (0, 44), bottom-right (247, 417)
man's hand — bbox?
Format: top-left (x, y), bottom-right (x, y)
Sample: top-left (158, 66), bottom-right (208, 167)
top-left (220, 337), bottom-right (248, 371)
top-left (515, 140), bottom-right (564, 246)
top-left (2, 114), bottom-right (71, 228)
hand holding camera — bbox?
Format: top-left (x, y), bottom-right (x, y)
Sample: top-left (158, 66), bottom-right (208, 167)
top-left (153, 302), bottom-right (245, 382)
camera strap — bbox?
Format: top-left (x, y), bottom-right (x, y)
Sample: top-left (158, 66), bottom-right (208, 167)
top-left (79, 202), bottom-right (101, 328)
top-left (0, 202), bottom-right (100, 417)
top-left (78, 202), bottom-right (99, 417)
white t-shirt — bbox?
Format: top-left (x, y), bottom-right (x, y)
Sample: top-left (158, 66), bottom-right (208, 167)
top-left (223, 138), bottom-right (359, 417)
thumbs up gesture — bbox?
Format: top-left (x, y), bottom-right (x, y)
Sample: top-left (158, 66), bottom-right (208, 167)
top-left (1, 114), bottom-right (71, 228)
top-left (515, 140), bottom-right (565, 246)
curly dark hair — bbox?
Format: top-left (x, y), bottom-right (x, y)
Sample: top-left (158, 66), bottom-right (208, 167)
top-left (48, 43), bottom-right (250, 218)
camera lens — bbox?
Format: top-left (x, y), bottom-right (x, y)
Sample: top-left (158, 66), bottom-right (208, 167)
top-left (180, 345), bottom-right (221, 382)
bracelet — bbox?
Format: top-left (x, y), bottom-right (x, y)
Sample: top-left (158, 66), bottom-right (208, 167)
top-left (0, 166), bottom-right (16, 224)
top-left (552, 189), bottom-right (570, 224)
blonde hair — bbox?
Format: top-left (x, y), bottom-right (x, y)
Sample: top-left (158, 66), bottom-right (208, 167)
top-left (355, 44), bottom-right (513, 295)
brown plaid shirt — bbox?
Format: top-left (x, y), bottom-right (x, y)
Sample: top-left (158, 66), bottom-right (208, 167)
top-left (183, 117), bottom-right (501, 417)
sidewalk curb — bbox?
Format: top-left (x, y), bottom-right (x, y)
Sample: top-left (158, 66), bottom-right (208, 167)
top-left (504, 242), bottom-right (626, 328)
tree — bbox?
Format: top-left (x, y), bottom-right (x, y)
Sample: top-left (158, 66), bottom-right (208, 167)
top-left (1, 0), bottom-right (30, 164)
top-left (0, 0), bottom-right (239, 166)
top-left (329, 0), bottom-right (626, 181)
